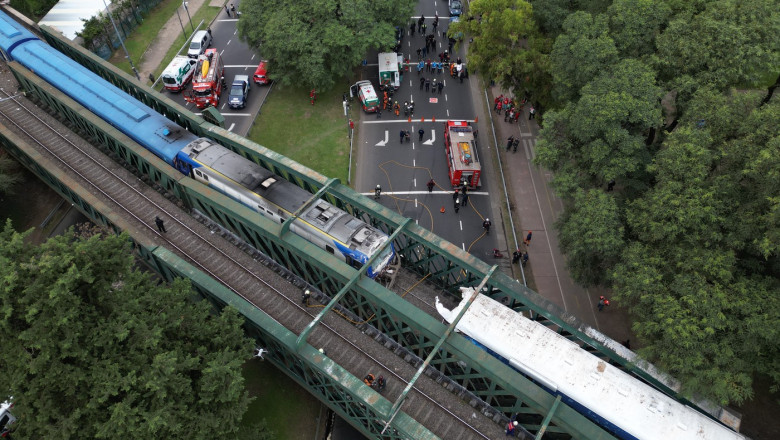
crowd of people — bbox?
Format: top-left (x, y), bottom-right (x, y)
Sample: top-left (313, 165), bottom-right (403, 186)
top-left (494, 94), bottom-right (534, 124)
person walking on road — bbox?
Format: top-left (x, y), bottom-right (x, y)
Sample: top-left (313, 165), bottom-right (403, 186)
top-left (154, 216), bottom-right (167, 233)
top-left (482, 218), bottom-right (492, 234)
top-left (452, 188), bottom-right (459, 202)
top-left (522, 251), bottom-right (529, 267)
top-left (506, 135), bottom-right (514, 151)
top-left (512, 250), bottom-right (521, 264)
top-left (437, 81), bottom-right (444, 94)
top-left (512, 138), bottom-right (520, 153)
top-left (405, 130), bottom-right (411, 143)
top-left (425, 78), bottom-right (431, 92)
top-left (529, 106), bottom-right (536, 119)
top-left (230, 3), bottom-right (236, 16)
top-left (461, 191), bottom-right (469, 207)
top-left (419, 76), bottom-right (425, 90)
top-left (524, 230), bottom-right (532, 246)
top-left (400, 130), bottom-right (406, 143)
top-left (418, 128), bottom-right (425, 141)
top-left (302, 289), bottom-right (311, 305)
top-left (224, 4), bottom-right (230, 17)
top-left (410, 22), bottom-right (415, 36)
top-left (427, 179), bottom-right (435, 192)
top-left (454, 197), bottom-right (460, 213)
top-left (598, 295), bottom-right (610, 312)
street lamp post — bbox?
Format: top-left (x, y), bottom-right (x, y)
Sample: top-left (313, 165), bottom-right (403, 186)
top-left (174, 8), bottom-right (186, 37)
top-left (182, 2), bottom-right (194, 33)
top-left (101, 0), bottom-right (140, 80)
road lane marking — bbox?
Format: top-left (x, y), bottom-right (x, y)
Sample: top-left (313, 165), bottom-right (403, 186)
top-left (375, 130), bottom-right (389, 146)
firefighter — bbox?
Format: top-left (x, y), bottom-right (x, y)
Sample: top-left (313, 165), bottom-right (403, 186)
top-left (374, 185), bottom-right (382, 200)
top-left (483, 218), bottom-right (492, 234)
top-left (363, 374), bottom-right (375, 387)
top-left (393, 101), bottom-right (400, 116)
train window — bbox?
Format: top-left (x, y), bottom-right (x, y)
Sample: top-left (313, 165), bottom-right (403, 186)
top-left (325, 245), bottom-right (334, 254)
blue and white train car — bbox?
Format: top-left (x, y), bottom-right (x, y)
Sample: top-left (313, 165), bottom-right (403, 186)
top-left (436, 289), bottom-right (747, 440)
top-left (0, 11), bottom-right (394, 277)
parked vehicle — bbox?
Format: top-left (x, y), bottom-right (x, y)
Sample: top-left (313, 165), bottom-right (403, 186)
top-left (378, 52), bottom-right (403, 91)
top-left (183, 48), bottom-right (224, 109)
top-left (161, 56), bottom-right (197, 92)
top-left (1, 399), bottom-right (16, 438)
top-left (187, 30), bottom-right (212, 59)
top-left (354, 80), bottom-right (379, 113)
top-left (253, 60), bottom-right (270, 85)
top-left (449, 0), bottom-right (463, 16)
top-left (228, 75), bottom-right (250, 109)
top-left (444, 120), bottom-right (481, 188)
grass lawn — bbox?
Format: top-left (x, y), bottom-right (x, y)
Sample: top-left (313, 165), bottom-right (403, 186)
top-left (247, 85), bottom-right (354, 183)
top-left (242, 360), bottom-right (324, 439)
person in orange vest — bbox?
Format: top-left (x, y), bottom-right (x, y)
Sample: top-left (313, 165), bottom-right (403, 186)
top-left (506, 420), bottom-right (518, 436)
top-left (363, 373), bottom-right (375, 387)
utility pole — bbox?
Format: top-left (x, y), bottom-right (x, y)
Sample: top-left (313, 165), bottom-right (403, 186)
top-left (101, 0), bottom-right (140, 80)
top-left (182, 2), bottom-right (195, 33)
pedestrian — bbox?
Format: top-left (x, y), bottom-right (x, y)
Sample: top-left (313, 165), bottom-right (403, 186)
top-left (422, 45), bottom-right (428, 57)
top-left (431, 78), bottom-right (437, 93)
top-left (426, 59), bottom-right (431, 72)
top-left (529, 106), bottom-right (536, 119)
top-left (433, 17), bottom-right (438, 32)
top-left (376, 375), bottom-right (386, 391)
top-left (363, 373), bottom-right (375, 387)
top-left (482, 218), bottom-right (492, 234)
top-left (374, 184), bottom-right (382, 199)
top-left (607, 179), bottom-right (616, 191)
top-left (425, 78), bottom-right (431, 91)
top-left (459, 69), bottom-right (465, 83)
top-left (154, 216), bottom-right (166, 233)
top-left (410, 22), bottom-right (415, 36)
top-left (597, 295), bottom-right (610, 311)
top-left (302, 289), bottom-right (311, 305)
top-left (437, 82), bottom-right (444, 94)
top-left (513, 110), bottom-right (521, 123)
top-left (416, 48), bottom-right (422, 60)
top-left (454, 197), bottom-right (460, 213)
top-left (400, 130), bottom-right (406, 143)
top-left (505, 108), bottom-right (512, 122)
top-left (405, 130), bottom-right (411, 143)
top-left (427, 179), bottom-right (435, 192)
top-left (512, 250), bottom-right (521, 264)
top-left (421, 23), bottom-right (427, 35)
top-left (506, 136), bottom-right (514, 151)
top-left (506, 420), bottom-right (518, 436)
top-left (418, 128), bottom-right (425, 141)
top-left (522, 251), bottom-right (529, 267)
top-left (494, 95), bottom-right (502, 110)
top-left (452, 188), bottom-right (459, 201)
top-left (496, 101), bottom-right (503, 114)
top-left (394, 101), bottom-right (400, 116)
top-left (419, 76), bottom-right (425, 90)
top-left (207, 27), bottom-right (212, 37)
top-left (512, 138), bottom-right (520, 153)
top-left (418, 16), bottom-right (424, 32)
top-left (461, 191), bottom-right (468, 207)
top-left (622, 339), bottom-right (631, 349)
top-left (224, 4), bottom-right (230, 17)
top-left (524, 230), bottom-right (532, 246)
top-left (230, 3), bottom-right (236, 16)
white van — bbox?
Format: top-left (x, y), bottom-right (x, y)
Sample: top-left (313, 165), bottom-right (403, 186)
top-left (187, 30), bottom-right (212, 59)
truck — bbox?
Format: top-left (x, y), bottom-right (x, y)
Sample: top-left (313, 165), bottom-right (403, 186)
top-left (160, 55), bottom-right (197, 92)
top-left (378, 52), bottom-right (403, 91)
top-left (444, 120), bottom-right (481, 188)
top-left (183, 48), bottom-right (224, 109)
top-left (1, 399), bottom-right (16, 438)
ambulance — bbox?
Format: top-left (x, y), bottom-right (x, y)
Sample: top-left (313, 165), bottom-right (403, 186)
top-left (161, 56), bottom-right (197, 92)
top-left (354, 80), bottom-right (379, 113)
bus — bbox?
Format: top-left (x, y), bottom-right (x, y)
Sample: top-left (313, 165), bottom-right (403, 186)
top-left (444, 120), bottom-right (481, 188)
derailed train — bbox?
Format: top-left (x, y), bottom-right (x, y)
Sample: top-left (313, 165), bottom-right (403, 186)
top-left (0, 11), bottom-right (394, 278)
top-left (436, 289), bottom-right (747, 440)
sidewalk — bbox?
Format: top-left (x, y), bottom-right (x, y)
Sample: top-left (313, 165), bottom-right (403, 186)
top-left (482, 85), bottom-right (634, 344)
top-left (137, 0), bottom-right (225, 83)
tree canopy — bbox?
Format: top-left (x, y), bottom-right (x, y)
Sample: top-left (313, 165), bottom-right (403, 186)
top-left (237, 0), bottom-right (415, 90)
top-left (527, 0), bottom-right (780, 405)
top-left (0, 223), bottom-right (257, 438)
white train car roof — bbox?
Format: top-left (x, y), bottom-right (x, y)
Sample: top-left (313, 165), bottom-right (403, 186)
top-left (436, 290), bottom-right (746, 440)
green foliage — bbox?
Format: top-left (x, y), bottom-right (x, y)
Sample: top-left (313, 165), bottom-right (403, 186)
top-left (557, 189), bottom-right (625, 286)
top-left (550, 11), bottom-right (619, 101)
top-left (9, 0), bottom-right (58, 20)
top-left (450, 0), bottom-right (554, 108)
top-left (529, 0), bottom-right (780, 404)
top-left (237, 0), bottom-right (415, 91)
top-left (0, 224), bottom-right (255, 439)
top-left (0, 153), bottom-right (21, 195)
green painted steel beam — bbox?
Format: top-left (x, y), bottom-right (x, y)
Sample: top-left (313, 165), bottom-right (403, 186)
top-left (382, 266), bottom-right (497, 432)
top-left (296, 218), bottom-right (412, 350)
top-left (535, 395), bottom-right (562, 440)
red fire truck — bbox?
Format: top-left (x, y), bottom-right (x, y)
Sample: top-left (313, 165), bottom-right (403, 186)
top-left (184, 48), bottom-right (224, 109)
top-left (444, 120), bottom-right (481, 188)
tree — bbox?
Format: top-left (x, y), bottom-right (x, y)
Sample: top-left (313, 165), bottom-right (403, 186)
top-left (655, 0), bottom-right (780, 92)
top-left (550, 11), bottom-right (619, 101)
top-left (606, 0), bottom-right (671, 59)
top-left (237, 0), bottom-right (415, 90)
top-left (535, 58), bottom-right (661, 197)
top-left (0, 153), bottom-right (21, 195)
top-left (0, 223), bottom-right (256, 439)
top-left (557, 189), bottom-right (625, 286)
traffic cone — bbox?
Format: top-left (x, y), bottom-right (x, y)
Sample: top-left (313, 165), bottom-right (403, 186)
top-left (440, 206), bottom-right (446, 213)
top-left (475, 117), bottom-right (478, 123)
top-left (432, 117), bottom-right (436, 122)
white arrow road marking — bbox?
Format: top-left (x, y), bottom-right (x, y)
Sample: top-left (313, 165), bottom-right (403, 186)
top-left (375, 130), bottom-right (389, 146)
top-left (423, 128), bottom-right (436, 145)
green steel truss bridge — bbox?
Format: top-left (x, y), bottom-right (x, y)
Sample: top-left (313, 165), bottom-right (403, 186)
top-left (0, 23), bottom-right (732, 440)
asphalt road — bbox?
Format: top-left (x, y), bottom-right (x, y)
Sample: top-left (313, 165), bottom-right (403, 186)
top-left (354, 10), bottom-right (500, 263)
top-left (158, 1), bottom-right (270, 136)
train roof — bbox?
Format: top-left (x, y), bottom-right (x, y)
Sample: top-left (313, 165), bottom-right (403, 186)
top-left (436, 291), bottom-right (746, 440)
top-left (0, 11), bottom-right (38, 56)
top-left (7, 38), bottom-right (191, 163)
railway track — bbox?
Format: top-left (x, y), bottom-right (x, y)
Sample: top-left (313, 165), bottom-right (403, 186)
top-left (0, 84), bottom-right (505, 439)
